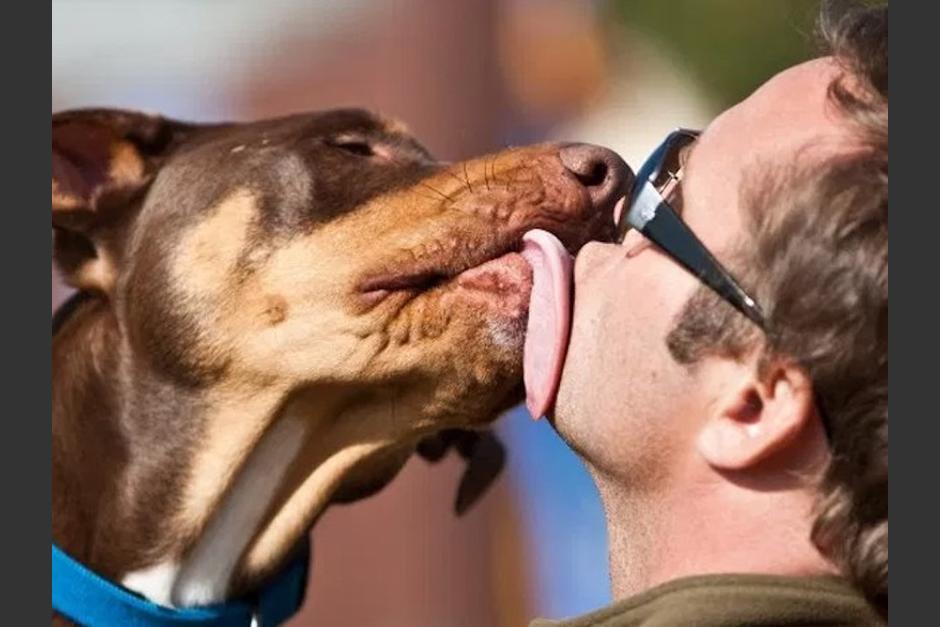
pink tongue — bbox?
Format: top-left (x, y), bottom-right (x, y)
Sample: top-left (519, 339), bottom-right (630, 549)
top-left (520, 229), bottom-right (574, 420)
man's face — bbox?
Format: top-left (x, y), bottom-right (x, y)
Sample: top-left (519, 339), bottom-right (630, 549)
top-left (553, 58), bottom-right (848, 483)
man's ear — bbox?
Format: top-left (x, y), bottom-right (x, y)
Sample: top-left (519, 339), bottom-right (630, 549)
top-left (696, 356), bottom-right (820, 471)
top-left (52, 108), bottom-right (198, 293)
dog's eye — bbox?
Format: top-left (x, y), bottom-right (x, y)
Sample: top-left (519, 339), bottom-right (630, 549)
top-left (327, 138), bottom-right (375, 157)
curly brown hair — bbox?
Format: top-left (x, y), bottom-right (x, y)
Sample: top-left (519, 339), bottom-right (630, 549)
top-left (665, 0), bottom-right (888, 615)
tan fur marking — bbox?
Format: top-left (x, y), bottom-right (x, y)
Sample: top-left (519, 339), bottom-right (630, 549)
top-left (173, 189), bottom-right (257, 297)
top-left (176, 385), bottom-right (287, 534)
top-left (73, 254), bottom-right (118, 292)
top-left (238, 391), bottom-right (425, 576)
top-left (261, 295), bottom-right (288, 325)
top-left (52, 179), bottom-right (83, 210)
top-left (380, 116), bottom-right (412, 137)
top-left (224, 222), bottom-right (378, 380)
top-left (242, 440), bottom-right (389, 573)
top-left (109, 140), bottom-right (146, 185)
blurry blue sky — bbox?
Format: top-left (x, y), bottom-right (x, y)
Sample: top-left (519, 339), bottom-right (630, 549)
top-left (500, 408), bottom-right (611, 617)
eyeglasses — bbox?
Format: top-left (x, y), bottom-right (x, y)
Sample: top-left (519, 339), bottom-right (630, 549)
top-left (616, 129), bottom-right (766, 329)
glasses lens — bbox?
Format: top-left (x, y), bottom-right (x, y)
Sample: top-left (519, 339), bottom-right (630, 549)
top-left (617, 130), bottom-right (697, 242)
top-left (653, 133), bottom-right (695, 199)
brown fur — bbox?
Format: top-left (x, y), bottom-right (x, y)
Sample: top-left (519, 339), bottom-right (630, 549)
top-left (52, 107), bottom-right (623, 613)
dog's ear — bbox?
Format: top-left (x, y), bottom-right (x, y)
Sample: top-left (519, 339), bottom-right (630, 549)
top-left (52, 108), bottom-right (198, 293)
top-left (417, 429), bottom-right (506, 515)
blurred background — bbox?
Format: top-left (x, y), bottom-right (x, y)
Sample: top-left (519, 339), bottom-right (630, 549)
top-left (52, 1), bottom-right (818, 625)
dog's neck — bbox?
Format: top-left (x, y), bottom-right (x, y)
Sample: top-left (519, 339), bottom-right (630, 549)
top-left (53, 294), bottom-right (404, 607)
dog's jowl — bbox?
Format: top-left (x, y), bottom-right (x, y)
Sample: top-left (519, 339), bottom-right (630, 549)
top-left (52, 108), bottom-right (629, 612)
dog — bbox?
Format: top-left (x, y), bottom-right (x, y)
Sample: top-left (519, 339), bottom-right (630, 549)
top-left (52, 107), bottom-right (628, 620)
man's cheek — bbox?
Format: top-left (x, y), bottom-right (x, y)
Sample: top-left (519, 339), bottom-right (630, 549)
top-left (557, 291), bottom-right (601, 395)
top-left (572, 284), bottom-right (607, 354)
top-left (572, 242), bottom-right (615, 284)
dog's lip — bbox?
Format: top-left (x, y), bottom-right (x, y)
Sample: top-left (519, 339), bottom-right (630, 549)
top-left (355, 195), bottom-right (613, 308)
top-left (357, 234), bottom-right (527, 303)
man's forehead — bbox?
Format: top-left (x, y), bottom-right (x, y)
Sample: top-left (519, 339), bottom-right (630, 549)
top-left (679, 57), bottom-right (850, 252)
top-left (747, 57), bottom-right (843, 129)
top-left (704, 57), bottom-right (848, 164)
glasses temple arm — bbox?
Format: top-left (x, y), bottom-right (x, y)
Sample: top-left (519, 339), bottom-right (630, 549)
top-left (633, 202), bottom-right (766, 328)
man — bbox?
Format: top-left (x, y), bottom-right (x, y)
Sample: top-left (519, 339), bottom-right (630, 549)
top-left (525, 2), bottom-right (887, 625)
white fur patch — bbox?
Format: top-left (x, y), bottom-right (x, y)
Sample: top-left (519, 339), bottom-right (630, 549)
top-left (123, 412), bottom-right (306, 608)
top-left (486, 319), bottom-right (523, 350)
top-left (171, 412), bottom-right (307, 606)
top-left (122, 560), bottom-right (181, 607)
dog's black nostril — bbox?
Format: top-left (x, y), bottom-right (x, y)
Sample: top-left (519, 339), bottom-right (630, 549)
top-left (578, 161), bottom-right (609, 188)
top-left (559, 143), bottom-right (633, 211)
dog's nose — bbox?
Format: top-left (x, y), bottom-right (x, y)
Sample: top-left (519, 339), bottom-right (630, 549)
top-left (559, 144), bottom-right (633, 211)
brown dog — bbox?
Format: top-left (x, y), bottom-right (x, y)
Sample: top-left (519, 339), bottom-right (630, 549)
top-left (52, 108), bottom-right (628, 614)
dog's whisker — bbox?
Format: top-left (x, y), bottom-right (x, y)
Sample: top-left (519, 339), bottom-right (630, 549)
top-left (413, 189), bottom-right (442, 203)
top-left (506, 167), bottom-right (536, 187)
top-left (462, 163), bottom-right (474, 194)
top-left (492, 153), bottom-right (510, 188)
top-left (420, 182), bottom-right (454, 203)
top-left (443, 169), bottom-right (470, 193)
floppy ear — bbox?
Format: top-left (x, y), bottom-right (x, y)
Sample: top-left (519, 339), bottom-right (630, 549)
top-left (696, 357), bottom-right (824, 472)
top-left (417, 428), bottom-right (506, 515)
top-left (52, 108), bottom-right (197, 293)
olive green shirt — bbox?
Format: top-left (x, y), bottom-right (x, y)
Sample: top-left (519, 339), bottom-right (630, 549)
top-left (530, 574), bottom-right (884, 627)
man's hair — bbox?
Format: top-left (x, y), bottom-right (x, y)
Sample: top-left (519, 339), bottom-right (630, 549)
top-left (665, 0), bottom-right (888, 614)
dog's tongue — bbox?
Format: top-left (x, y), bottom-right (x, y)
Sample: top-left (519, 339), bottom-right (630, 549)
top-left (521, 230), bottom-right (574, 420)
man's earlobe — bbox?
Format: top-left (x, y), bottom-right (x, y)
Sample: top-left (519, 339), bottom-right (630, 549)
top-left (696, 359), bottom-right (818, 471)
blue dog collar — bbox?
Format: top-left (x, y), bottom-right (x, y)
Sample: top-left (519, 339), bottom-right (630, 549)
top-left (52, 542), bottom-right (309, 626)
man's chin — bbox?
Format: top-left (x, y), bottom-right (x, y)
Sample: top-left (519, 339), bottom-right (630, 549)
top-left (542, 387), bottom-right (574, 442)
top-left (539, 374), bottom-right (596, 462)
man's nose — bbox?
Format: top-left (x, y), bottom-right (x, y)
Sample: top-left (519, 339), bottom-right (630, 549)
top-left (559, 144), bottom-right (634, 212)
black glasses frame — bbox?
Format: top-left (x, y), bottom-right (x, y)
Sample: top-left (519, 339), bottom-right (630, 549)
top-left (616, 129), bottom-right (766, 328)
